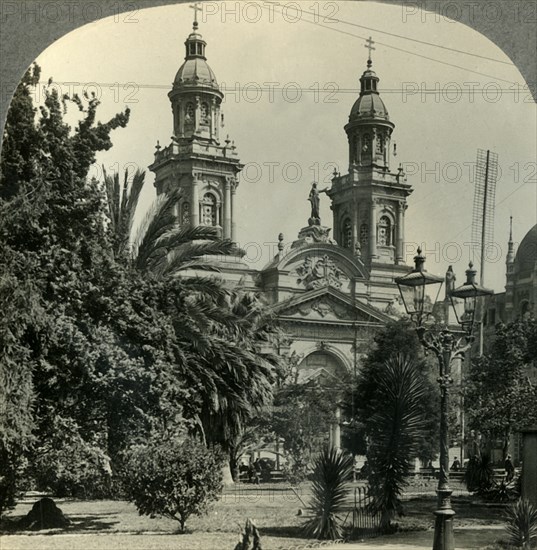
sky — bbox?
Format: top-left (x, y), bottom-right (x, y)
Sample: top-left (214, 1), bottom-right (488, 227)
top-left (32, 0), bottom-right (537, 292)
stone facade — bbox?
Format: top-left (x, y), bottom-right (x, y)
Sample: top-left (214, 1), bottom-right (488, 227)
top-left (151, 21), bottom-right (415, 392)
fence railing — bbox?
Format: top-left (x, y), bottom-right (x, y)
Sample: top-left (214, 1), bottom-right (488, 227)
top-left (344, 486), bottom-right (382, 539)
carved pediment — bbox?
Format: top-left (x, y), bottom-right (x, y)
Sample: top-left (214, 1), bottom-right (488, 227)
top-left (294, 254), bottom-right (349, 291)
top-left (276, 288), bottom-right (389, 324)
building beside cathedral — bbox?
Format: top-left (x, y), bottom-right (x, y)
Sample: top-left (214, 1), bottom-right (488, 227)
top-left (149, 19), bottom-right (415, 393)
top-left (483, 219), bottom-right (537, 329)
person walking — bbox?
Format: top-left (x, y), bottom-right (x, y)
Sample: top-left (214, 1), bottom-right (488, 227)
top-left (504, 454), bottom-right (515, 482)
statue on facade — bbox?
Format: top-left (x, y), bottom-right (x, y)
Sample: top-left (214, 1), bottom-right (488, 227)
top-left (308, 182), bottom-right (329, 225)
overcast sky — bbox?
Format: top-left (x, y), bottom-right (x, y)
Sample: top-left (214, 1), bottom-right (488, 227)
top-left (33, 1), bottom-right (537, 292)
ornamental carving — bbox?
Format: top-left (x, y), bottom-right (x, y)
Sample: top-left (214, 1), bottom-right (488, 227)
top-left (296, 255), bottom-right (347, 290)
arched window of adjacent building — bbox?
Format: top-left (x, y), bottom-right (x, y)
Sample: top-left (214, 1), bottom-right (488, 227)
top-left (377, 215), bottom-right (392, 246)
top-left (200, 102), bottom-right (209, 125)
top-left (181, 201), bottom-right (190, 226)
top-left (342, 218), bottom-right (352, 249)
top-left (360, 223), bottom-right (368, 247)
top-left (201, 193), bottom-right (217, 226)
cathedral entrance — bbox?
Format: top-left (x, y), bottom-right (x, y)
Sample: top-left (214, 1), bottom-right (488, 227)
top-left (297, 350), bottom-right (348, 387)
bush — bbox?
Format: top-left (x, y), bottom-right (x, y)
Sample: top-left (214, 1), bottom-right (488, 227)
top-left (464, 454), bottom-right (495, 495)
top-left (0, 448), bottom-right (26, 517)
top-left (123, 436), bottom-right (224, 532)
top-left (30, 420), bottom-right (114, 499)
top-left (303, 446), bottom-right (353, 540)
top-left (505, 499), bottom-right (537, 549)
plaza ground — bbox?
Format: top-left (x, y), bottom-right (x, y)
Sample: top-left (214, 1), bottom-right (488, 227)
top-left (1, 483), bottom-right (509, 550)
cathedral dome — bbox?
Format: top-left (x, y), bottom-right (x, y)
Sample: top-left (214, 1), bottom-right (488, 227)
top-left (350, 90), bottom-right (389, 120)
top-left (349, 66), bottom-right (390, 122)
top-left (172, 24), bottom-right (219, 90)
top-left (515, 224), bottom-right (537, 276)
top-left (174, 58), bottom-right (218, 88)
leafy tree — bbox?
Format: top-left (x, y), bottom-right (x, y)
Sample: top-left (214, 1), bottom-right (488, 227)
top-left (466, 318), bottom-right (537, 460)
top-left (346, 319), bottom-right (440, 464)
top-left (0, 66), bottom-right (189, 504)
top-left (366, 355), bottom-right (428, 530)
top-left (303, 446), bottom-right (353, 540)
top-left (124, 436), bottom-right (224, 532)
top-left (271, 380), bottom-right (338, 483)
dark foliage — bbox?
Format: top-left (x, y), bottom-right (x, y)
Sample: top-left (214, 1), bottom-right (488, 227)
top-left (366, 355), bottom-right (428, 530)
top-left (123, 437), bottom-right (224, 532)
top-left (303, 447), bottom-right (353, 540)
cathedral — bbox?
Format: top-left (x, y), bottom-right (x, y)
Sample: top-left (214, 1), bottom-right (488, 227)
top-left (149, 18), bottom-right (414, 388)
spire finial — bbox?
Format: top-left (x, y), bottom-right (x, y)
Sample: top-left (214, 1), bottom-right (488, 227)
top-left (190, 2), bottom-right (202, 31)
top-left (365, 36), bottom-right (375, 68)
top-left (509, 215), bottom-right (513, 241)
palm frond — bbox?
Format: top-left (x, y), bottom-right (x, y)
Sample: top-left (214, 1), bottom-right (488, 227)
top-left (366, 354), bottom-right (428, 528)
top-left (303, 447), bottom-right (353, 540)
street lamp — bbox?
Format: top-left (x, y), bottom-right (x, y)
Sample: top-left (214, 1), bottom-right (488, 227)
top-left (395, 248), bottom-right (493, 550)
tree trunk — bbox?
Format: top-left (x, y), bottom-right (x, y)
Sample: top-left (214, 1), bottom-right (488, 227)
top-left (230, 455), bottom-right (240, 483)
top-left (222, 462), bottom-right (234, 485)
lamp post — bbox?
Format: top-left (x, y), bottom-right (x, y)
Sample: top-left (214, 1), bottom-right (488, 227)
top-left (395, 248), bottom-right (493, 550)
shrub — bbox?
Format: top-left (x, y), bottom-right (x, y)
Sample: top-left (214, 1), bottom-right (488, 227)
top-left (123, 436), bottom-right (224, 532)
top-left (464, 454), bottom-right (495, 495)
top-left (505, 499), bottom-right (537, 549)
top-left (30, 419), bottom-right (114, 499)
top-left (303, 446), bottom-right (353, 540)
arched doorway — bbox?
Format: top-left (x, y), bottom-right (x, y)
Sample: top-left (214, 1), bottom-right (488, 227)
top-left (297, 350), bottom-right (348, 386)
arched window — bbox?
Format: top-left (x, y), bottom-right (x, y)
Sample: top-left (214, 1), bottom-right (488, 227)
top-left (360, 223), bottom-right (368, 246)
top-left (376, 134), bottom-right (384, 154)
top-left (181, 202), bottom-right (190, 226)
top-left (361, 133), bottom-right (372, 164)
top-left (342, 219), bottom-right (352, 249)
top-left (201, 193), bottom-right (217, 226)
top-left (378, 215), bottom-right (392, 246)
top-left (185, 102), bottom-right (195, 129)
top-left (200, 102), bottom-right (209, 125)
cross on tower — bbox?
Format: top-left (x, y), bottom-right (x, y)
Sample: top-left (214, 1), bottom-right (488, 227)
top-left (190, 2), bottom-right (202, 29)
top-left (364, 36), bottom-right (375, 68)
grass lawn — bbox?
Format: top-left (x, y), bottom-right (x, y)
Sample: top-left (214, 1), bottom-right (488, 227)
top-left (0, 483), bottom-right (510, 550)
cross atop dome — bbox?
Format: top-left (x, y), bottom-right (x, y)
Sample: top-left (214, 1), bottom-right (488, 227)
top-left (364, 36), bottom-right (375, 68)
top-left (190, 2), bottom-right (202, 31)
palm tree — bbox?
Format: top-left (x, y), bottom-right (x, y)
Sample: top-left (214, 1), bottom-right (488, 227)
top-left (103, 167), bottom-right (236, 276)
top-left (303, 446), bottom-right (354, 540)
top-left (194, 291), bottom-right (283, 482)
top-left (102, 168), bottom-right (280, 483)
top-left (366, 354), bottom-right (428, 530)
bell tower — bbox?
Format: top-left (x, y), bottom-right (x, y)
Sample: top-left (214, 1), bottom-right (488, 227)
top-left (149, 10), bottom-right (243, 241)
top-left (328, 38), bottom-right (413, 278)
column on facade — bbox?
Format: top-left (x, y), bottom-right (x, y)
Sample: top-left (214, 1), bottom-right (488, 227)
top-left (329, 407), bottom-right (341, 451)
top-left (178, 103), bottom-right (184, 138)
top-left (194, 95), bottom-right (200, 133)
top-left (191, 177), bottom-right (199, 227)
top-left (223, 179), bottom-right (232, 239)
top-left (210, 98), bottom-right (216, 141)
top-left (231, 184), bottom-right (237, 242)
top-left (352, 200), bottom-right (359, 253)
top-left (369, 199), bottom-right (378, 260)
top-left (215, 105), bottom-right (220, 142)
top-left (371, 128), bottom-right (378, 166)
top-left (396, 200), bottom-right (405, 263)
